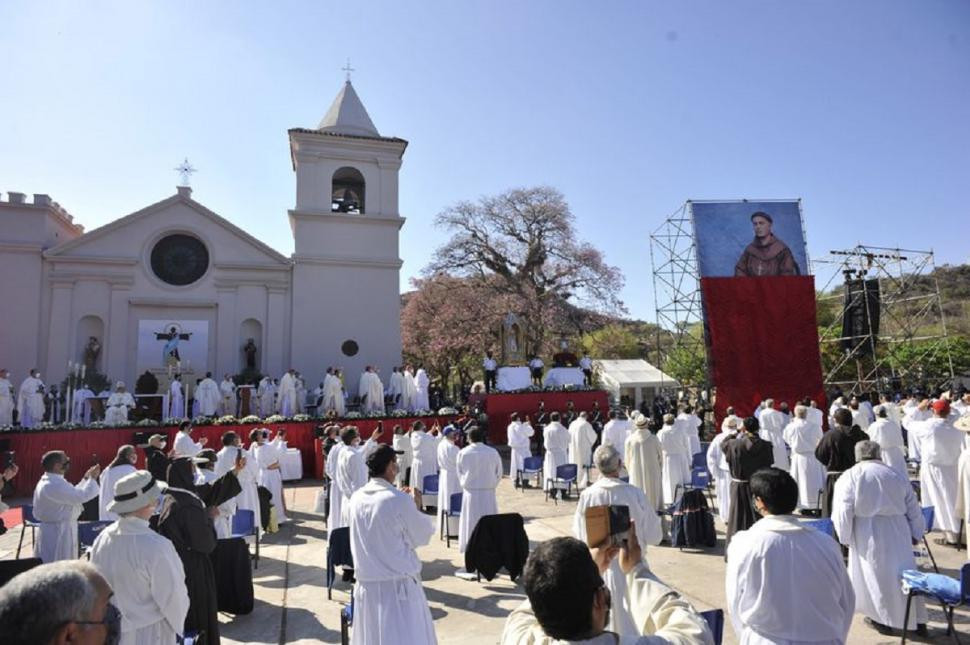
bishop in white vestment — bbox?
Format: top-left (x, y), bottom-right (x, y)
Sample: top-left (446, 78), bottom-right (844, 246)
top-left (358, 367), bottom-right (385, 414)
top-left (195, 374), bottom-right (221, 417)
top-left (832, 441), bottom-right (926, 632)
top-left (104, 382), bottom-right (135, 426)
top-left (347, 446), bottom-right (437, 645)
top-left (257, 376), bottom-right (276, 417)
top-left (456, 428), bottom-right (503, 553)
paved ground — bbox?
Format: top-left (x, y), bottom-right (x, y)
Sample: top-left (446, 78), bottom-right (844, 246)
top-left (2, 459), bottom-right (968, 644)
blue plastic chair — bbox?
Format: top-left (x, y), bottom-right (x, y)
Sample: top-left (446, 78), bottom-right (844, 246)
top-left (78, 521), bottom-right (113, 558)
top-left (327, 527), bottom-right (353, 600)
top-left (691, 451), bottom-right (707, 471)
top-left (15, 505), bottom-right (39, 559)
top-left (230, 509), bottom-right (260, 569)
top-left (803, 518), bottom-right (835, 539)
top-left (545, 464), bottom-right (578, 504)
top-left (901, 563), bottom-right (970, 643)
top-left (422, 474), bottom-right (439, 512)
top-left (699, 608), bottom-right (724, 645)
top-left (919, 506), bottom-right (939, 573)
top-left (444, 492), bottom-right (463, 548)
top-left (517, 456), bottom-right (543, 490)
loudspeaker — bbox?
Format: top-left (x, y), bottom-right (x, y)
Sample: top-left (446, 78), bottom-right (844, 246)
top-left (841, 278), bottom-right (881, 355)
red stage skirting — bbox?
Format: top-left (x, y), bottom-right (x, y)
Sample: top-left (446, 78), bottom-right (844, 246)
top-left (1, 415), bottom-right (453, 498)
top-left (479, 390), bottom-right (610, 443)
top-left (701, 276), bottom-right (826, 422)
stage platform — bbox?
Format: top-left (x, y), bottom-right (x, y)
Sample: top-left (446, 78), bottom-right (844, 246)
top-left (471, 389), bottom-right (610, 442)
top-left (0, 414), bottom-right (454, 497)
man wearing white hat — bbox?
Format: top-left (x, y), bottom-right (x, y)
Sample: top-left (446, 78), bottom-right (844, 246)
top-left (104, 382), bottom-right (135, 426)
top-left (90, 470), bottom-right (190, 645)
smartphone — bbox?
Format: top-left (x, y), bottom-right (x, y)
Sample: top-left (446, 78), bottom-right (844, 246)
top-left (236, 447), bottom-right (243, 464)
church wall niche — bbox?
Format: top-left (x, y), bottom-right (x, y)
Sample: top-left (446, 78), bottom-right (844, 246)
top-left (331, 166), bottom-right (366, 214)
top-left (239, 318), bottom-right (263, 372)
top-left (75, 315), bottom-right (104, 370)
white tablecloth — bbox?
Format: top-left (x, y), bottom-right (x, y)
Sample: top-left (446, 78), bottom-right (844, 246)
top-left (543, 367), bottom-right (584, 387)
top-left (496, 366), bottom-right (532, 391)
top-left (280, 448), bottom-right (303, 481)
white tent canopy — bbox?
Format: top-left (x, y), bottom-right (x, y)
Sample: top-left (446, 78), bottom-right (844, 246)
top-left (594, 359), bottom-right (680, 407)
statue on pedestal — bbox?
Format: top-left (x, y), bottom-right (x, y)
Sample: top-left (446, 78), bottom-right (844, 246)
top-left (500, 313), bottom-right (526, 364)
top-left (83, 336), bottom-right (101, 371)
top-left (243, 338), bottom-right (258, 370)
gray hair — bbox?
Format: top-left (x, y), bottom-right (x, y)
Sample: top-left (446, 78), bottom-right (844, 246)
top-left (794, 405), bottom-right (807, 419)
top-left (593, 444), bottom-right (622, 475)
top-left (0, 561), bottom-right (102, 642)
top-left (765, 398), bottom-right (775, 408)
top-left (663, 413), bottom-right (675, 425)
top-left (855, 440), bottom-right (881, 462)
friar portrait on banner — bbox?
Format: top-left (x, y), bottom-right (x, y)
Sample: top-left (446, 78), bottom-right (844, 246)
top-left (734, 211), bottom-right (800, 277)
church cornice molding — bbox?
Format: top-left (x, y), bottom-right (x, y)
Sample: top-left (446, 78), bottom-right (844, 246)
top-left (128, 297), bottom-right (217, 309)
top-left (292, 254), bottom-right (403, 269)
top-left (46, 271), bottom-right (135, 286)
top-left (288, 209), bottom-right (405, 230)
top-left (45, 255), bottom-right (139, 266)
top-left (0, 242), bottom-right (44, 254)
top-left (213, 278), bottom-right (291, 290)
top-left (213, 262), bottom-right (293, 273)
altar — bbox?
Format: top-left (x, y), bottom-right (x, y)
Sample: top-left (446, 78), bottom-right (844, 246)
top-left (543, 367), bottom-right (584, 387)
top-left (496, 366), bottom-right (531, 391)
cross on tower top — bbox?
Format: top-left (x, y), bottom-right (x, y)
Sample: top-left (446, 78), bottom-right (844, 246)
top-left (342, 58), bottom-right (355, 82)
top-left (174, 158), bottom-right (196, 187)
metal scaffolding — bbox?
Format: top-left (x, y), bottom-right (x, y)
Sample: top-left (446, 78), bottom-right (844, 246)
top-left (649, 202), bottom-right (709, 393)
top-left (813, 245), bottom-right (954, 394)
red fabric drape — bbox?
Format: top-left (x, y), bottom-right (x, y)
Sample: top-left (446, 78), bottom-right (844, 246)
top-left (1, 415), bottom-right (454, 496)
top-left (701, 276), bottom-right (826, 423)
top-left (481, 390), bottom-right (610, 442)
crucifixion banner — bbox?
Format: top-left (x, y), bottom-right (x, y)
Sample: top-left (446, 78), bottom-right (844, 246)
top-left (136, 320), bottom-right (209, 373)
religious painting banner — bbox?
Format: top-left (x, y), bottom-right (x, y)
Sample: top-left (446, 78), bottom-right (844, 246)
top-left (136, 320), bottom-right (209, 373)
top-left (691, 200), bottom-right (808, 278)
top-left (701, 276), bottom-right (825, 421)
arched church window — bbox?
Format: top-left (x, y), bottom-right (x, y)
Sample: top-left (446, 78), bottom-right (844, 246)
top-left (331, 167), bottom-right (365, 214)
top-left (150, 234), bottom-right (209, 286)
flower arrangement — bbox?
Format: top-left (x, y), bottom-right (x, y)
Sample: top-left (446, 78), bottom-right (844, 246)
top-left (163, 417), bottom-right (186, 426)
top-left (263, 414), bottom-right (287, 424)
top-left (136, 418), bottom-right (160, 427)
top-left (390, 409), bottom-right (410, 417)
top-left (213, 415), bottom-right (238, 426)
top-left (239, 415), bottom-right (262, 424)
top-left (437, 407), bottom-right (458, 415)
top-left (292, 413), bottom-right (311, 422)
top-left (192, 415), bottom-right (213, 426)
top-left (344, 411), bottom-right (362, 419)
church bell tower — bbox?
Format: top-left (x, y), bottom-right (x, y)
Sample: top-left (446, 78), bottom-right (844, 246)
top-left (288, 79), bottom-right (407, 392)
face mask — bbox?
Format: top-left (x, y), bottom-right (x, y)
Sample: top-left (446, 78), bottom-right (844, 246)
top-left (103, 602), bottom-right (122, 645)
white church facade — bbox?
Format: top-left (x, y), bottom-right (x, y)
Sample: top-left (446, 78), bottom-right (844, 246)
top-left (0, 80), bottom-right (407, 396)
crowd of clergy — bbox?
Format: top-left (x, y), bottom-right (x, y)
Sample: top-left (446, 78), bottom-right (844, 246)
top-left (5, 385), bottom-right (970, 644)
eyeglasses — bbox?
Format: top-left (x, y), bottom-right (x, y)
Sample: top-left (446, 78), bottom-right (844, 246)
top-left (73, 602), bottom-right (121, 645)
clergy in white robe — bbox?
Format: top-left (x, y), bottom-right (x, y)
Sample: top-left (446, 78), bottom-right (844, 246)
top-left (276, 370), bottom-right (298, 415)
top-left (414, 367), bottom-right (431, 411)
top-left (501, 536), bottom-right (713, 644)
top-left (215, 435), bottom-right (253, 537)
top-left (326, 440), bottom-right (347, 529)
top-left (832, 441), bottom-right (927, 632)
top-left (321, 371), bottom-right (346, 416)
top-left (675, 408), bottom-right (703, 455)
top-left (347, 446), bottom-right (437, 645)
top-left (32, 451), bottom-right (101, 562)
top-left (955, 415), bottom-right (970, 560)
top-left (806, 401), bottom-right (825, 430)
top-left (98, 445), bottom-right (138, 521)
top-left (507, 414), bottom-right (534, 481)
top-left (90, 470), bottom-right (190, 645)
top-left (782, 405), bottom-right (825, 511)
top-left (436, 428), bottom-right (461, 535)
top-left (572, 445), bottom-right (664, 638)
top-left (254, 429), bottom-right (289, 524)
top-left (195, 374), bottom-right (221, 417)
top-left (905, 400), bottom-right (963, 541)
top-left (902, 398), bottom-right (929, 461)
top-left (707, 418), bottom-right (738, 522)
top-left (17, 371), bottom-right (46, 428)
top-left (358, 367), bottom-right (386, 414)
top-left (257, 376), bottom-right (275, 417)
top-left (542, 414), bottom-right (570, 494)
top-left (219, 376), bottom-right (237, 416)
top-left (409, 422), bottom-right (440, 494)
top-left (336, 427), bottom-right (382, 526)
top-left (602, 411), bottom-right (632, 451)
top-left (401, 367), bottom-right (418, 413)
top-left (850, 403), bottom-right (871, 435)
top-left (456, 427), bottom-right (503, 553)
top-left (0, 370), bottom-right (14, 426)
top-left (868, 405), bottom-right (907, 477)
top-left (625, 414), bottom-right (664, 512)
top-left (72, 385), bottom-right (94, 424)
top-left (168, 377), bottom-right (184, 419)
top-left (657, 415), bottom-right (691, 505)
top-left (387, 368), bottom-right (406, 410)
top-left (758, 400), bottom-right (790, 470)
top-left (569, 412), bottom-right (597, 488)
top-left (727, 468), bottom-right (854, 644)
top-left (104, 383), bottom-right (136, 426)
top-left (392, 425), bottom-right (414, 488)
top-left (173, 422), bottom-right (207, 457)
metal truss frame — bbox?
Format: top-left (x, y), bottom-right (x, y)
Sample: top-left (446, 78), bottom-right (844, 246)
top-left (813, 245), bottom-right (954, 394)
top-left (649, 202), bottom-right (709, 393)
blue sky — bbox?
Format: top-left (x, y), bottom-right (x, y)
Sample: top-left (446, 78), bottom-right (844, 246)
top-left (1, 1), bottom-right (967, 321)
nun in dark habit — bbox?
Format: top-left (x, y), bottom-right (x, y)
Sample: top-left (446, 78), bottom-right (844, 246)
top-left (156, 455), bottom-right (243, 644)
